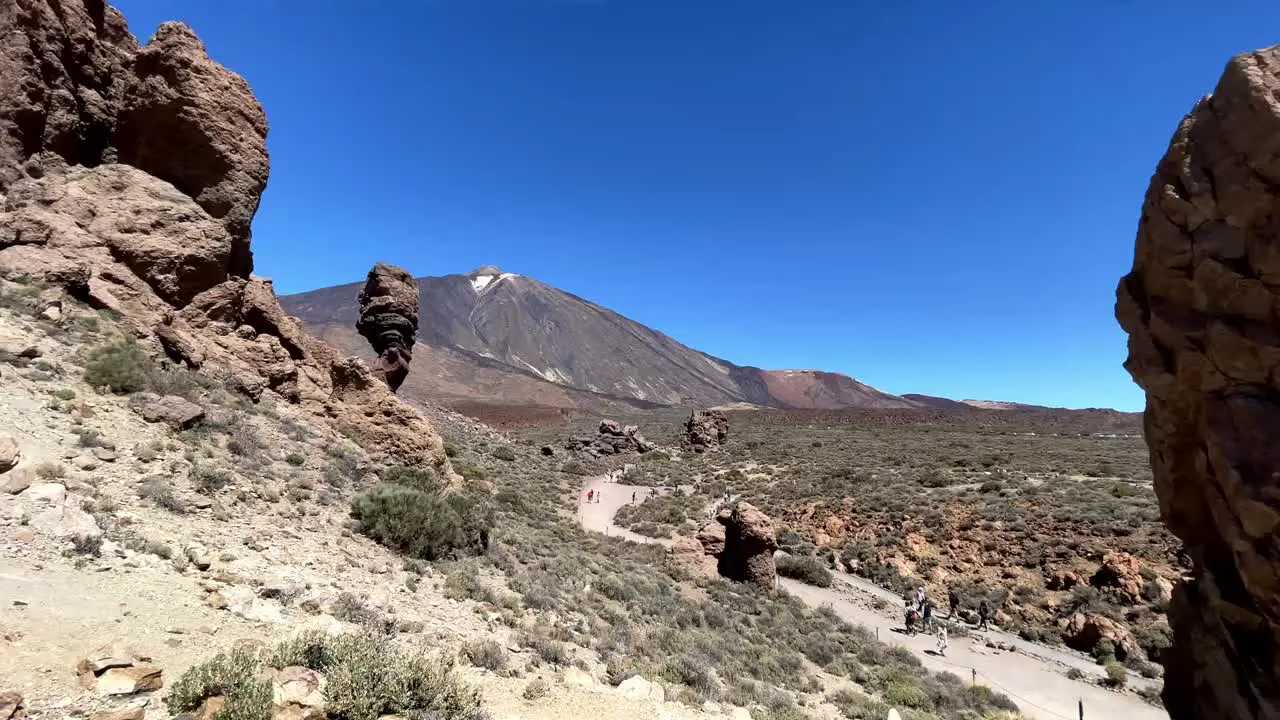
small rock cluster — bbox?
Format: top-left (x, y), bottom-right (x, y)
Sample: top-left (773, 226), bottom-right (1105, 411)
top-left (683, 410), bottom-right (729, 450)
top-left (75, 643), bottom-right (163, 697)
top-left (668, 502), bottom-right (778, 588)
top-left (565, 420), bottom-right (655, 457)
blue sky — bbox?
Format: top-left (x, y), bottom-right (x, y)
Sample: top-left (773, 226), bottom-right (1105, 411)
top-left (113, 1), bottom-right (1280, 411)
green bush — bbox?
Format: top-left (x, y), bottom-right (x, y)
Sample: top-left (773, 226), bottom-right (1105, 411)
top-left (382, 465), bottom-right (440, 492)
top-left (462, 639), bottom-right (508, 671)
top-left (351, 485), bottom-right (491, 561)
top-left (284, 452), bottom-right (306, 467)
top-left (491, 446), bottom-right (516, 462)
top-left (166, 647), bottom-right (272, 720)
top-left (522, 678), bottom-right (549, 700)
top-left (775, 555), bottom-right (833, 588)
top-left (1105, 661), bottom-right (1128, 687)
top-left (83, 340), bottom-right (151, 394)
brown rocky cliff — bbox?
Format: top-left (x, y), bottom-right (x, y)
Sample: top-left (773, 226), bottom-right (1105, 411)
top-left (1116, 44), bottom-right (1280, 720)
top-left (0, 0), bottom-right (453, 479)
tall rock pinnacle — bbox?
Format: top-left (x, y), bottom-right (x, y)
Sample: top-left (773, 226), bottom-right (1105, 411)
top-left (356, 262), bottom-right (419, 392)
top-left (1116, 44), bottom-right (1280, 720)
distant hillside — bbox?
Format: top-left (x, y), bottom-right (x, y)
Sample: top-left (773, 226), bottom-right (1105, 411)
top-left (281, 266), bottom-right (917, 411)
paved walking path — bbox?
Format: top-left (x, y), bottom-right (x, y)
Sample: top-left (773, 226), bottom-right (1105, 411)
top-left (577, 475), bottom-right (1169, 720)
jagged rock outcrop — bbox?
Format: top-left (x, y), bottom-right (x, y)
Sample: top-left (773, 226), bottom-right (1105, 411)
top-left (565, 419), bottom-right (655, 457)
top-left (667, 502), bottom-right (777, 588)
top-left (0, 0), bottom-right (454, 479)
top-left (684, 409), bottom-right (729, 449)
top-left (1115, 43), bottom-right (1280, 720)
top-left (115, 22), bottom-right (269, 276)
top-left (1089, 550), bottom-right (1146, 605)
top-left (1058, 613), bottom-right (1144, 663)
top-left (0, 0), bottom-right (138, 191)
top-left (355, 262), bottom-right (419, 392)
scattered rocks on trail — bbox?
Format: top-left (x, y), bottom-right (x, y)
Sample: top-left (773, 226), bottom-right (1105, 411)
top-left (75, 643), bottom-right (163, 696)
top-left (668, 502), bottom-right (778, 588)
top-left (566, 420), bottom-right (655, 457)
top-left (616, 675), bottom-right (665, 703)
top-left (355, 262), bottom-right (419, 392)
top-left (135, 394), bottom-right (205, 429)
top-left (264, 666), bottom-right (327, 718)
top-left (1115, 41), bottom-right (1280, 720)
top-left (683, 410), bottom-right (729, 450)
top-left (0, 466), bottom-right (34, 494)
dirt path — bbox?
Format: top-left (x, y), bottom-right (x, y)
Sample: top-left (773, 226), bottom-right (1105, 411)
top-left (578, 476), bottom-right (1169, 720)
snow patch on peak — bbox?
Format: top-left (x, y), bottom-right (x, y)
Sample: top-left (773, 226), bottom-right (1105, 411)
top-left (470, 275), bottom-right (494, 292)
top-left (499, 272), bottom-right (520, 281)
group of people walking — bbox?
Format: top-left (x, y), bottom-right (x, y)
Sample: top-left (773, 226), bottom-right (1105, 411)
top-left (903, 586), bottom-right (994, 657)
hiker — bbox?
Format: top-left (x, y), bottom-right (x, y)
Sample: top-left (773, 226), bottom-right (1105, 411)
top-left (587, 489), bottom-right (594, 503)
top-left (915, 586), bottom-right (926, 609)
top-left (948, 589), bottom-right (960, 619)
top-left (922, 601), bottom-right (933, 633)
top-left (596, 490), bottom-right (602, 504)
top-left (936, 626), bottom-right (949, 657)
top-left (977, 600), bottom-right (990, 631)
top-left (904, 601), bottom-right (919, 635)
top-left (632, 492), bottom-right (636, 503)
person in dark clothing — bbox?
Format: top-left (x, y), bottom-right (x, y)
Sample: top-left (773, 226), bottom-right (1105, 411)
top-left (977, 599), bottom-right (990, 631)
top-left (948, 589), bottom-right (960, 619)
top-left (922, 601), bottom-right (934, 633)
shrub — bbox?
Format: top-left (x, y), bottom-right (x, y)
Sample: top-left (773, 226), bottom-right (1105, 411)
top-left (138, 478), bottom-right (184, 512)
top-left (454, 463), bottom-right (487, 482)
top-left (36, 462), bottom-right (65, 480)
top-left (284, 452), bottom-right (306, 467)
top-left (462, 640), bottom-right (508, 671)
top-left (192, 464), bottom-right (232, 494)
top-left (382, 465), bottom-right (440, 493)
top-left (350, 485), bottom-right (492, 561)
top-left (166, 647), bottom-right (272, 720)
top-left (73, 428), bottom-right (105, 447)
top-left (491, 446), bottom-right (516, 462)
top-left (522, 678), bottom-right (549, 700)
top-left (53, 388), bottom-right (77, 401)
top-left (444, 442), bottom-right (459, 458)
top-left (775, 555), bottom-right (833, 587)
top-left (1105, 661), bottom-right (1128, 687)
top-left (83, 340), bottom-right (151, 394)
top-left (1066, 667), bottom-right (1085, 680)
top-left (330, 592), bottom-right (383, 626)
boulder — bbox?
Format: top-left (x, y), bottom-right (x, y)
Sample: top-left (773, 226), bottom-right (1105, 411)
top-left (1058, 613), bottom-right (1143, 663)
top-left (695, 520), bottom-right (727, 557)
top-left (267, 666), bottom-right (326, 719)
top-left (115, 22), bottom-right (270, 276)
top-left (1045, 569), bottom-right (1083, 592)
top-left (666, 536), bottom-right (717, 580)
top-left (76, 642), bottom-right (162, 696)
top-left (562, 667), bottom-right (596, 690)
top-left (1115, 42), bottom-right (1280, 720)
top-left (355, 263), bottom-right (419, 392)
top-left (717, 502), bottom-right (778, 588)
top-left (1090, 550), bottom-right (1145, 604)
top-left (566, 420), bottom-right (655, 456)
top-left (683, 410), bottom-right (729, 448)
top-left (138, 395), bottom-right (205, 429)
top-left (0, 466), bottom-right (34, 495)
top-left (0, 692), bottom-right (24, 720)
top-left (0, 435), bottom-right (18, 473)
top-left (90, 708), bottom-right (145, 720)
top-left (617, 675), bottom-right (664, 702)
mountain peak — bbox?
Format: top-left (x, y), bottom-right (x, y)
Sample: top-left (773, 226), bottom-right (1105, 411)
top-left (465, 265), bottom-right (521, 293)
top-left (468, 265), bottom-right (504, 277)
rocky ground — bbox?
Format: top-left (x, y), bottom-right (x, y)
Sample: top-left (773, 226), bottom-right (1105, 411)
top-left (0, 287), bottom-right (767, 720)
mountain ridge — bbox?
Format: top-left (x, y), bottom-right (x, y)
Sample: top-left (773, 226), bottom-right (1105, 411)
top-left (281, 266), bottom-right (917, 411)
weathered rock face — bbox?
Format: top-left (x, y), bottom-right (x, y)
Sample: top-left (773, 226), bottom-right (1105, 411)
top-left (0, 0), bottom-right (453, 480)
top-left (669, 502), bottom-right (777, 588)
top-left (355, 262), bottom-right (418, 392)
top-left (684, 409), bottom-right (729, 449)
top-left (1115, 44), bottom-right (1280, 720)
top-left (115, 22), bottom-right (269, 276)
top-left (1089, 550), bottom-right (1146, 605)
top-left (718, 502), bottom-right (778, 588)
top-left (0, 0), bottom-right (138, 191)
top-left (1058, 613), bottom-right (1143, 663)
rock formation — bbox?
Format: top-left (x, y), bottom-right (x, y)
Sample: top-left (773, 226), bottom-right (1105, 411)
top-left (0, 0), bottom-right (453, 478)
top-left (355, 262), bottom-right (419, 392)
top-left (667, 502), bottom-right (777, 588)
top-left (1115, 43), bottom-right (1280, 720)
top-left (683, 409), bottom-right (729, 449)
top-left (565, 419), bottom-right (655, 456)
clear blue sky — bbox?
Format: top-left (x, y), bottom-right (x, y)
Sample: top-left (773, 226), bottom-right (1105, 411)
top-left (113, 0), bottom-right (1280, 411)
